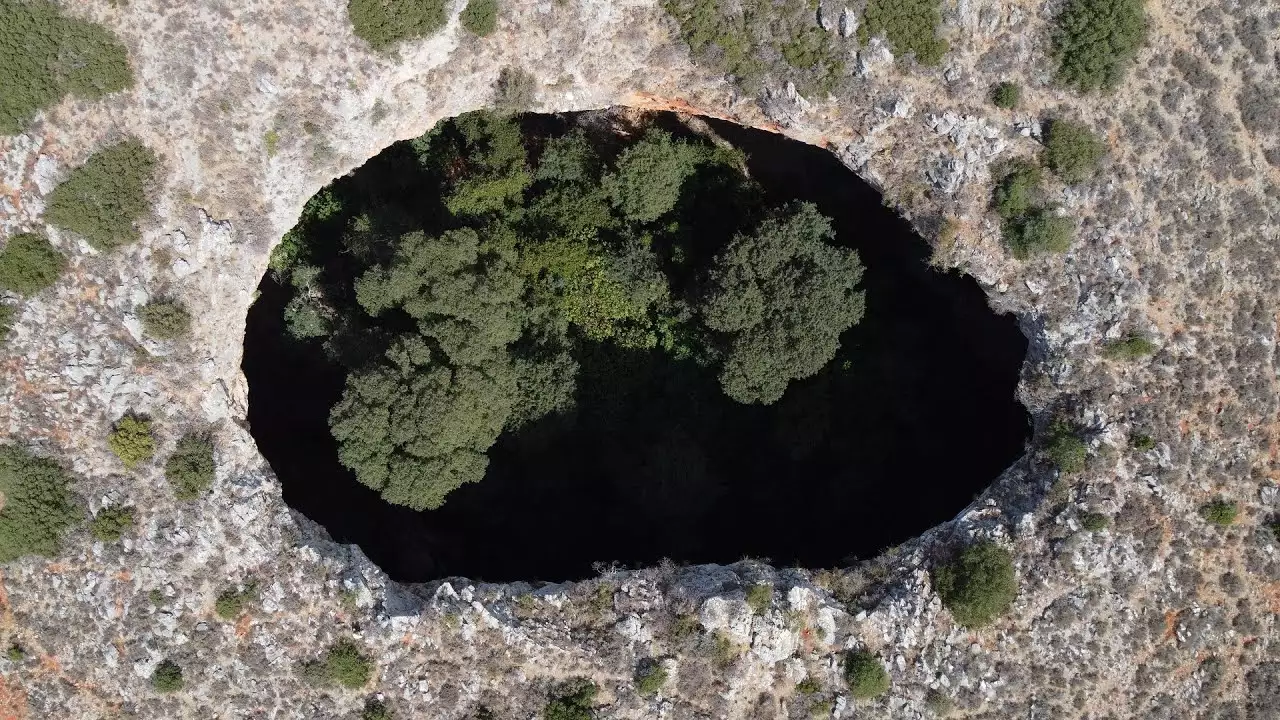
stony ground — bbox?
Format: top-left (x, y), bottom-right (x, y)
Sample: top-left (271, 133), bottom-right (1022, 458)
top-left (0, 0), bottom-right (1278, 717)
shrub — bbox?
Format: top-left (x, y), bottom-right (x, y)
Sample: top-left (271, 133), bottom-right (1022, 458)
top-left (0, 0), bottom-right (133, 134)
top-left (745, 583), bottom-right (772, 614)
top-left (932, 540), bottom-right (1017, 628)
top-left (0, 233), bottom-right (66, 294)
top-left (843, 650), bottom-right (889, 699)
top-left (1042, 119), bottom-right (1104, 184)
top-left (990, 81), bottom-right (1020, 109)
top-left (924, 688), bottom-right (954, 715)
top-left (6, 643), bottom-right (24, 662)
top-left (0, 445), bottom-right (79, 562)
top-left (108, 415), bottom-right (155, 469)
top-left (461, 0), bottom-right (498, 36)
top-left (90, 505), bottom-right (134, 542)
top-left (1267, 518), bottom-right (1280, 541)
top-left (545, 680), bottom-right (597, 720)
top-left (796, 676), bottom-right (822, 694)
top-left (151, 659), bottom-right (184, 692)
top-left (1045, 421), bottom-right (1087, 473)
top-left (165, 433), bottom-right (215, 500)
top-left (46, 139), bottom-right (157, 251)
top-left (1200, 499), bottom-right (1237, 527)
top-left (493, 66), bottom-right (535, 114)
top-left (1051, 0), bottom-right (1146, 92)
top-left (1004, 209), bottom-right (1074, 259)
top-left (635, 659), bottom-right (668, 696)
top-left (0, 304), bottom-right (13, 344)
top-left (860, 0), bottom-right (949, 66)
top-left (348, 0), bottom-right (448, 51)
top-left (214, 582), bottom-right (257, 620)
top-left (139, 298), bottom-right (192, 340)
top-left (362, 699), bottom-right (394, 720)
top-left (315, 639), bottom-right (372, 689)
top-left (1080, 511), bottom-right (1109, 532)
top-left (991, 161), bottom-right (1042, 220)
top-left (1102, 334), bottom-right (1156, 360)
top-left (1130, 433), bottom-right (1155, 451)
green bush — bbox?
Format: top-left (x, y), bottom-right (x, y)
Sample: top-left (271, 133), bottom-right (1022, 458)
top-left (1080, 511), bottom-right (1109, 532)
top-left (860, 0), bottom-right (949, 66)
top-left (1267, 518), bottom-right (1280, 541)
top-left (795, 676), bottom-right (822, 694)
top-left (362, 699), bottom-right (395, 720)
top-left (545, 680), bottom-right (597, 720)
top-left (745, 584), bottom-right (772, 614)
top-left (90, 505), bottom-right (134, 542)
top-left (924, 688), bottom-right (954, 715)
top-left (151, 659), bottom-right (184, 692)
top-left (990, 81), bottom-right (1020, 109)
top-left (108, 414), bottom-right (155, 469)
top-left (214, 582), bottom-right (257, 620)
top-left (139, 298), bottom-right (192, 340)
top-left (1043, 119), bottom-right (1104, 184)
top-left (991, 161), bottom-right (1042, 221)
top-left (324, 639), bottom-right (373, 689)
top-left (843, 650), bottom-right (890, 699)
top-left (0, 233), bottom-right (66, 294)
top-left (6, 643), bottom-right (24, 662)
top-left (1199, 499), bottom-right (1237, 527)
top-left (1051, 0), bottom-right (1146, 92)
top-left (635, 659), bottom-right (668, 696)
top-left (1130, 433), bottom-right (1155, 451)
top-left (0, 0), bottom-right (133, 134)
top-left (932, 540), bottom-right (1017, 628)
top-left (348, 0), bottom-right (448, 50)
top-left (461, 0), bottom-right (498, 36)
top-left (493, 66), bottom-right (535, 114)
top-left (0, 304), bottom-right (13, 344)
top-left (165, 433), bottom-right (215, 500)
top-left (1102, 334), bottom-right (1156, 360)
top-left (1045, 420), bottom-right (1087, 473)
top-left (1004, 209), bottom-right (1074, 259)
top-left (46, 139), bottom-right (157, 251)
top-left (0, 445), bottom-right (79, 562)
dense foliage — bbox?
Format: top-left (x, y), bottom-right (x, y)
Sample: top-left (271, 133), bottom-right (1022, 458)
top-left (46, 139), bottom-right (158, 251)
top-left (108, 414), bottom-right (155, 469)
top-left (275, 112), bottom-right (864, 511)
top-left (1051, 0), bottom-right (1146, 92)
top-left (1102, 334), bottom-right (1156, 360)
top-left (1045, 420), bottom-right (1087, 473)
top-left (461, 0), bottom-right (498, 36)
top-left (0, 0), bottom-right (133, 134)
top-left (990, 81), bottom-right (1020, 109)
top-left (0, 305), bottom-right (13, 344)
top-left (991, 160), bottom-right (1074, 259)
top-left (843, 650), bottom-right (890, 698)
top-left (139, 298), bottom-right (192, 340)
top-left (859, 0), bottom-right (949, 66)
top-left (215, 582), bottom-right (257, 619)
top-left (151, 659), bottom-right (184, 692)
top-left (545, 680), bottom-right (597, 720)
top-left (0, 445), bottom-right (79, 562)
top-left (90, 505), bottom-right (134, 542)
top-left (932, 540), bottom-right (1018, 628)
top-left (1043, 119), bottom-right (1104, 184)
top-left (0, 232), bottom-right (65, 295)
top-left (348, 0), bottom-right (447, 50)
top-left (165, 433), bottom-right (215, 500)
top-left (1200, 499), bottom-right (1237, 527)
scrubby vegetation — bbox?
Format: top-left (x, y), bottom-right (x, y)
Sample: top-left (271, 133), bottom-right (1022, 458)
top-left (151, 659), bottom-right (184, 692)
top-left (108, 414), bottom-right (155, 469)
top-left (0, 445), bottom-right (79, 562)
top-left (745, 584), bottom-right (772, 614)
top-left (843, 650), bottom-right (890, 698)
top-left (274, 111), bottom-right (864, 511)
top-left (46, 139), bottom-right (158, 251)
top-left (635, 659), bottom-right (668, 696)
top-left (139, 298), bottom-right (192, 340)
top-left (348, 0), bottom-right (447, 50)
top-left (0, 233), bottom-right (66, 294)
top-left (1080, 511), bottom-right (1109, 532)
top-left (493, 66), bottom-right (535, 114)
top-left (661, 0), bottom-right (849, 95)
top-left (0, 305), bottom-right (13, 344)
top-left (1200, 499), bottom-right (1237, 527)
top-left (362, 699), bottom-right (395, 720)
top-left (461, 0), bottom-right (498, 36)
top-left (165, 433), bottom-right (215, 500)
top-left (545, 680), bottom-right (597, 720)
top-left (301, 639), bottom-right (373, 689)
top-left (0, 0), bottom-right (133, 134)
top-left (992, 161), bottom-right (1042, 221)
top-left (214, 582), bottom-right (257, 619)
top-left (90, 505), bottom-right (134, 542)
top-left (932, 540), bottom-right (1017, 628)
top-left (1051, 0), bottom-right (1146, 92)
top-left (1043, 119), bottom-right (1104, 184)
top-left (859, 0), bottom-right (949, 66)
top-left (990, 81), bottom-right (1020, 109)
top-left (1045, 420), bottom-right (1088, 473)
top-left (992, 160), bottom-right (1075, 259)
top-left (1102, 334), bottom-right (1156, 360)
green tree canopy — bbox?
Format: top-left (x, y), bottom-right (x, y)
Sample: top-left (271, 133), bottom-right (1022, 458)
top-left (1052, 0), bottom-right (1146, 92)
top-left (0, 445), bottom-right (79, 562)
top-left (932, 540), bottom-right (1018, 628)
top-left (0, 232), bottom-right (66, 295)
top-left (603, 131), bottom-right (706, 223)
top-left (702, 203), bottom-right (865, 404)
top-left (46, 139), bottom-right (157, 251)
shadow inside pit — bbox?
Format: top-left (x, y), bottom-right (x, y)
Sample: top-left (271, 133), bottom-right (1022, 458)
top-left (242, 111), bottom-right (1031, 583)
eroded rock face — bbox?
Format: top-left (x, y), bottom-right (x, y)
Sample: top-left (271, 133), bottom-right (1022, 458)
top-left (0, 0), bottom-right (1277, 717)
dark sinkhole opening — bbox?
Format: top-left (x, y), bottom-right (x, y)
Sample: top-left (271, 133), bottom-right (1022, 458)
top-left (242, 109), bottom-right (1031, 583)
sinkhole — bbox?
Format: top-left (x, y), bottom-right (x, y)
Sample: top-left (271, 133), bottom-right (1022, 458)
top-left (242, 109), bottom-right (1031, 583)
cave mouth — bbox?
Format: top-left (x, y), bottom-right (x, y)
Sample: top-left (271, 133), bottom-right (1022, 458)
top-left (242, 109), bottom-right (1030, 584)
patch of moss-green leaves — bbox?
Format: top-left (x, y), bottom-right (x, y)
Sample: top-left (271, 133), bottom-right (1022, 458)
top-left (461, 0), bottom-right (499, 36)
top-left (932, 540), bottom-right (1017, 628)
top-left (545, 680), bottom-right (597, 720)
top-left (139, 298), bottom-right (192, 340)
top-left (1043, 119), bottom-right (1105, 184)
top-left (0, 233), bottom-right (65, 295)
top-left (1052, 0), bottom-right (1146, 92)
top-left (300, 639), bottom-right (373, 689)
top-left (1102, 334), bottom-right (1156, 360)
top-left (1045, 420), bottom-right (1088, 474)
top-left (348, 0), bottom-right (448, 51)
top-left (0, 445), bottom-right (79, 562)
top-left (90, 505), bottom-right (135, 542)
top-left (1200, 499), bottom-right (1237, 527)
top-left (46, 139), bottom-right (158, 251)
top-left (108, 414), bottom-right (155, 470)
top-left (843, 650), bottom-right (890, 698)
top-left (991, 160), bottom-right (1074, 259)
top-left (859, 0), bottom-right (949, 66)
top-left (0, 0), bottom-right (133, 134)
top-left (151, 659), bottom-right (184, 692)
top-left (165, 433), bottom-right (215, 500)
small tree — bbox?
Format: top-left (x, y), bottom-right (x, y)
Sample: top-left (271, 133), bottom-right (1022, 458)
top-left (90, 505), bottom-right (135, 542)
top-left (545, 680), bottom-right (597, 720)
top-left (461, 0), bottom-right (498, 36)
top-left (932, 541), bottom-right (1018, 628)
top-left (165, 433), bottom-right (215, 500)
top-left (1200, 499), bottom-right (1237, 527)
top-left (46, 139), bottom-right (158, 251)
top-left (635, 659), bottom-right (668, 696)
top-left (745, 584), bottom-right (772, 614)
top-left (1052, 0), bottom-right (1146, 92)
top-left (1102, 334), bottom-right (1156, 360)
top-left (1043, 119), bottom-right (1104, 184)
top-left (214, 582), bottom-right (257, 620)
top-left (0, 233), bottom-right (66, 295)
top-left (1005, 209), bottom-right (1074, 259)
top-left (0, 304), bottom-right (14, 344)
top-left (151, 659), bottom-right (184, 692)
top-left (324, 639), bottom-right (372, 689)
top-left (603, 130), bottom-right (706, 223)
top-left (1080, 511), bottom-right (1109, 532)
top-left (0, 445), bottom-right (79, 562)
top-left (860, 0), bottom-right (949, 66)
top-left (139, 298), bottom-right (192, 340)
top-left (843, 650), bottom-right (890, 699)
top-left (991, 161), bottom-right (1042, 220)
top-left (347, 0), bottom-right (448, 50)
top-left (1045, 420), bottom-right (1087, 473)
top-left (990, 81), bottom-right (1020, 109)
top-left (108, 414), bottom-right (155, 469)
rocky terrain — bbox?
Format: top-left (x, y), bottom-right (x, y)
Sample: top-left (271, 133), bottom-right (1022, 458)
top-left (1, 0), bottom-right (1278, 717)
